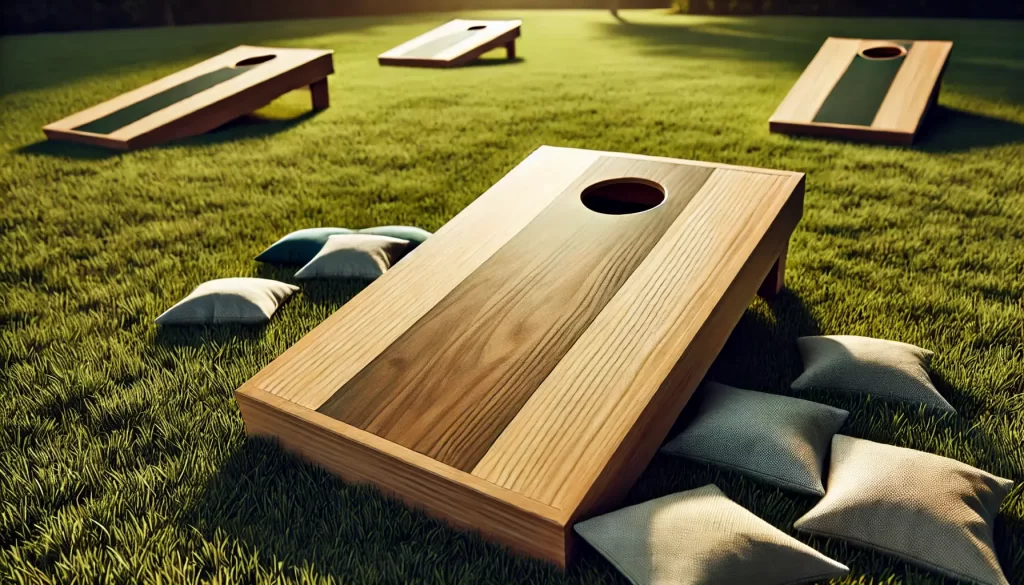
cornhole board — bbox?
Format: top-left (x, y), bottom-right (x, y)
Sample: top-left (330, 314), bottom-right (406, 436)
top-left (234, 146), bottom-right (805, 567)
top-left (43, 45), bottom-right (334, 150)
top-left (770, 38), bottom-right (953, 145)
top-left (378, 19), bottom-right (521, 68)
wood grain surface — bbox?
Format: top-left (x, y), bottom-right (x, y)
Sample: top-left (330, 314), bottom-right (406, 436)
top-left (872, 40), bottom-right (952, 134)
top-left (318, 159), bottom-right (713, 471)
top-left (43, 45), bottom-right (334, 149)
top-left (769, 37), bottom-right (952, 145)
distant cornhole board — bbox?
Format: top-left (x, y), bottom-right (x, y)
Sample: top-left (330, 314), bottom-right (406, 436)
top-left (378, 19), bottom-right (521, 68)
top-left (234, 146), bottom-right (805, 567)
top-left (770, 38), bottom-right (953, 145)
top-left (43, 45), bottom-right (334, 150)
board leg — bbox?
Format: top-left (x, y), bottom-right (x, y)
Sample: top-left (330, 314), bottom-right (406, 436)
top-left (506, 40), bottom-right (516, 60)
top-left (310, 79), bottom-right (329, 110)
top-left (758, 246), bottom-right (788, 299)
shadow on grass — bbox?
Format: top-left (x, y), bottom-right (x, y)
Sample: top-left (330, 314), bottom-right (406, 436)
top-left (13, 140), bottom-right (125, 160)
top-left (188, 438), bottom-right (566, 583)
top-left (916, 106), bottom-right (1024, 152)
top-left (298, 279), bottom-right (371, 307)
top-left (0, 16), bottom-right (388, 96)
top-left (600, 19), bottom-right (819, 66)
top-left (603, 17), bottom-right (1024, 105)
top-left (180, 109), bottom-right (321, 146)
top-left (767, 106), bottom-right (1024, 151)
top-left (153, 322), bottom-right (270, 349)
top-left (704, 289), bottom-right (821, 394)
top-left (13, 109), bottom-right (320, 159)
top-left (254, 263), bottom-right (301, 283)
top-left (464, 56), bottom-right (525, 68)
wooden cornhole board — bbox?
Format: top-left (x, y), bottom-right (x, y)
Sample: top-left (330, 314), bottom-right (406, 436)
top-left (235, 146), bottom-right (805, 566)
top-left (770, 38), bottom-right (953, 145)
top-left (378, 19), bottom-right (521, 68)
top-left (43, 45), bottom-right (334, 150)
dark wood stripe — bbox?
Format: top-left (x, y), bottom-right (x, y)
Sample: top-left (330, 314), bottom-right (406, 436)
top-left (317, 158), bottom-right (713, 470)
top-left (813, 43), bottom-right (912, 127)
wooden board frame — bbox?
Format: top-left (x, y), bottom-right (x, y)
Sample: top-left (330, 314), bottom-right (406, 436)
top-left (235, 146), bottom-right (805, 566)
top-left (378, 19), bottom-right (521, 68)
top-left (770, 37), bottom-right (953, 145)
top-left (43, 45), bottom-right (334, 150)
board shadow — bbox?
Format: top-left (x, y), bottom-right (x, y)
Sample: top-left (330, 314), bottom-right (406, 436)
top-left (12, 109), bottom-right (320, 159)
top-left (0, 16), bottom-right (386, 96)
top-left (169, 109), bottom-right (322, 147)
top-left (153, 322), bottom-right (270, 349)
top-left (704, 289), bottom-right (822, 394)
top-left (187, 438), bottom-right (566, 583)
top-left (11, 140), bottom-right (123, 160)
top-left (601, 17), bottom-right (1024, 106)
top-left (916, 106), bottom-right (1024, 153)
top-left (463, 56), bottom-right (525, 68)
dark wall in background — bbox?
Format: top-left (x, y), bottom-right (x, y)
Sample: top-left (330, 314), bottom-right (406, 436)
top-left (3, 0), bottom-right (1021, 35)
top-left (673, 0), bottom-right (1023, 18)
top-left (1, 1), bottom-right (664, 35)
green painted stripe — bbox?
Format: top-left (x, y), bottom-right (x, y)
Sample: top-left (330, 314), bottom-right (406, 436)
top-left (401, 29), bottom-right (485, 59)
top-left (75, 65), bottom-right (256, 135)
top-left (813, 43), bottom-right (912, 128)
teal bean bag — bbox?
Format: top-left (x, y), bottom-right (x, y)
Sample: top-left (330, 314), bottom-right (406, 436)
top-left (358, 226), bottom-right (431, 251)
top-left (256, 227), bottom-right (354, 265)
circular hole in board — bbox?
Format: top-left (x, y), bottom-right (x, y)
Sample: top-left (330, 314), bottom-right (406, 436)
top-left (580, 178), bottom-right (666, 215)
top-left (234, 54), bottom-right (277, 67)
top-left (859, 45), bottom-right (907, 60)
top-left (467, 25), bottom-right (487, 31)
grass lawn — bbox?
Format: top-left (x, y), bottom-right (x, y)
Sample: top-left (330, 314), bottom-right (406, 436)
top-left (2, 9), bottom-right (1023, 584)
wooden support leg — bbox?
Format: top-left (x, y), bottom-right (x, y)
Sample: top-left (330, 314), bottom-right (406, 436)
top-left (758, 247), bottom-right (787, 299)
top-left (506, 40), bottom-right (516, 60)
top-left (310, 79), bottom-right (329, 110)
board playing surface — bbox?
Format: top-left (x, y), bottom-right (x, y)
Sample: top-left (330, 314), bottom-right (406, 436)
top-left (770, 37), bottom-right (952, 145)
top-left (43, 45), bottom-right (334, 149)
top-left (378, 19), bottom-right (521, 68)
top-left (235, 146), bottom-right (804, 566)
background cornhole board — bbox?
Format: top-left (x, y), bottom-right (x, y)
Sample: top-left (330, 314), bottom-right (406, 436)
top-left (378, 19), bottom-right (521, 68)
top-left (43, 45), bottom-right (334, 150)
top-left (770, 38), bottom-right (953, 145)
top-left (234, 146), bottom-right (805, 567)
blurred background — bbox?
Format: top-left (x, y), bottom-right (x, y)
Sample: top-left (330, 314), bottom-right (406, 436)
top-left (5, 0), bottom-right (1022, 36)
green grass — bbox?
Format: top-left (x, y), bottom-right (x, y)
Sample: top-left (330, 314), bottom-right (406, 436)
top-left (2, 9), bottom-right (1023, 585)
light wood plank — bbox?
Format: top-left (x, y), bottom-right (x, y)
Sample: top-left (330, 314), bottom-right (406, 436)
top-left (472, 169), bottom-right (804, 511)
top-left (872, 41), bottom-right (953, 133)
top-left (770, 119), bottom-right (914, 145)
top-left (566, 179), bottom-right (804, 526)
